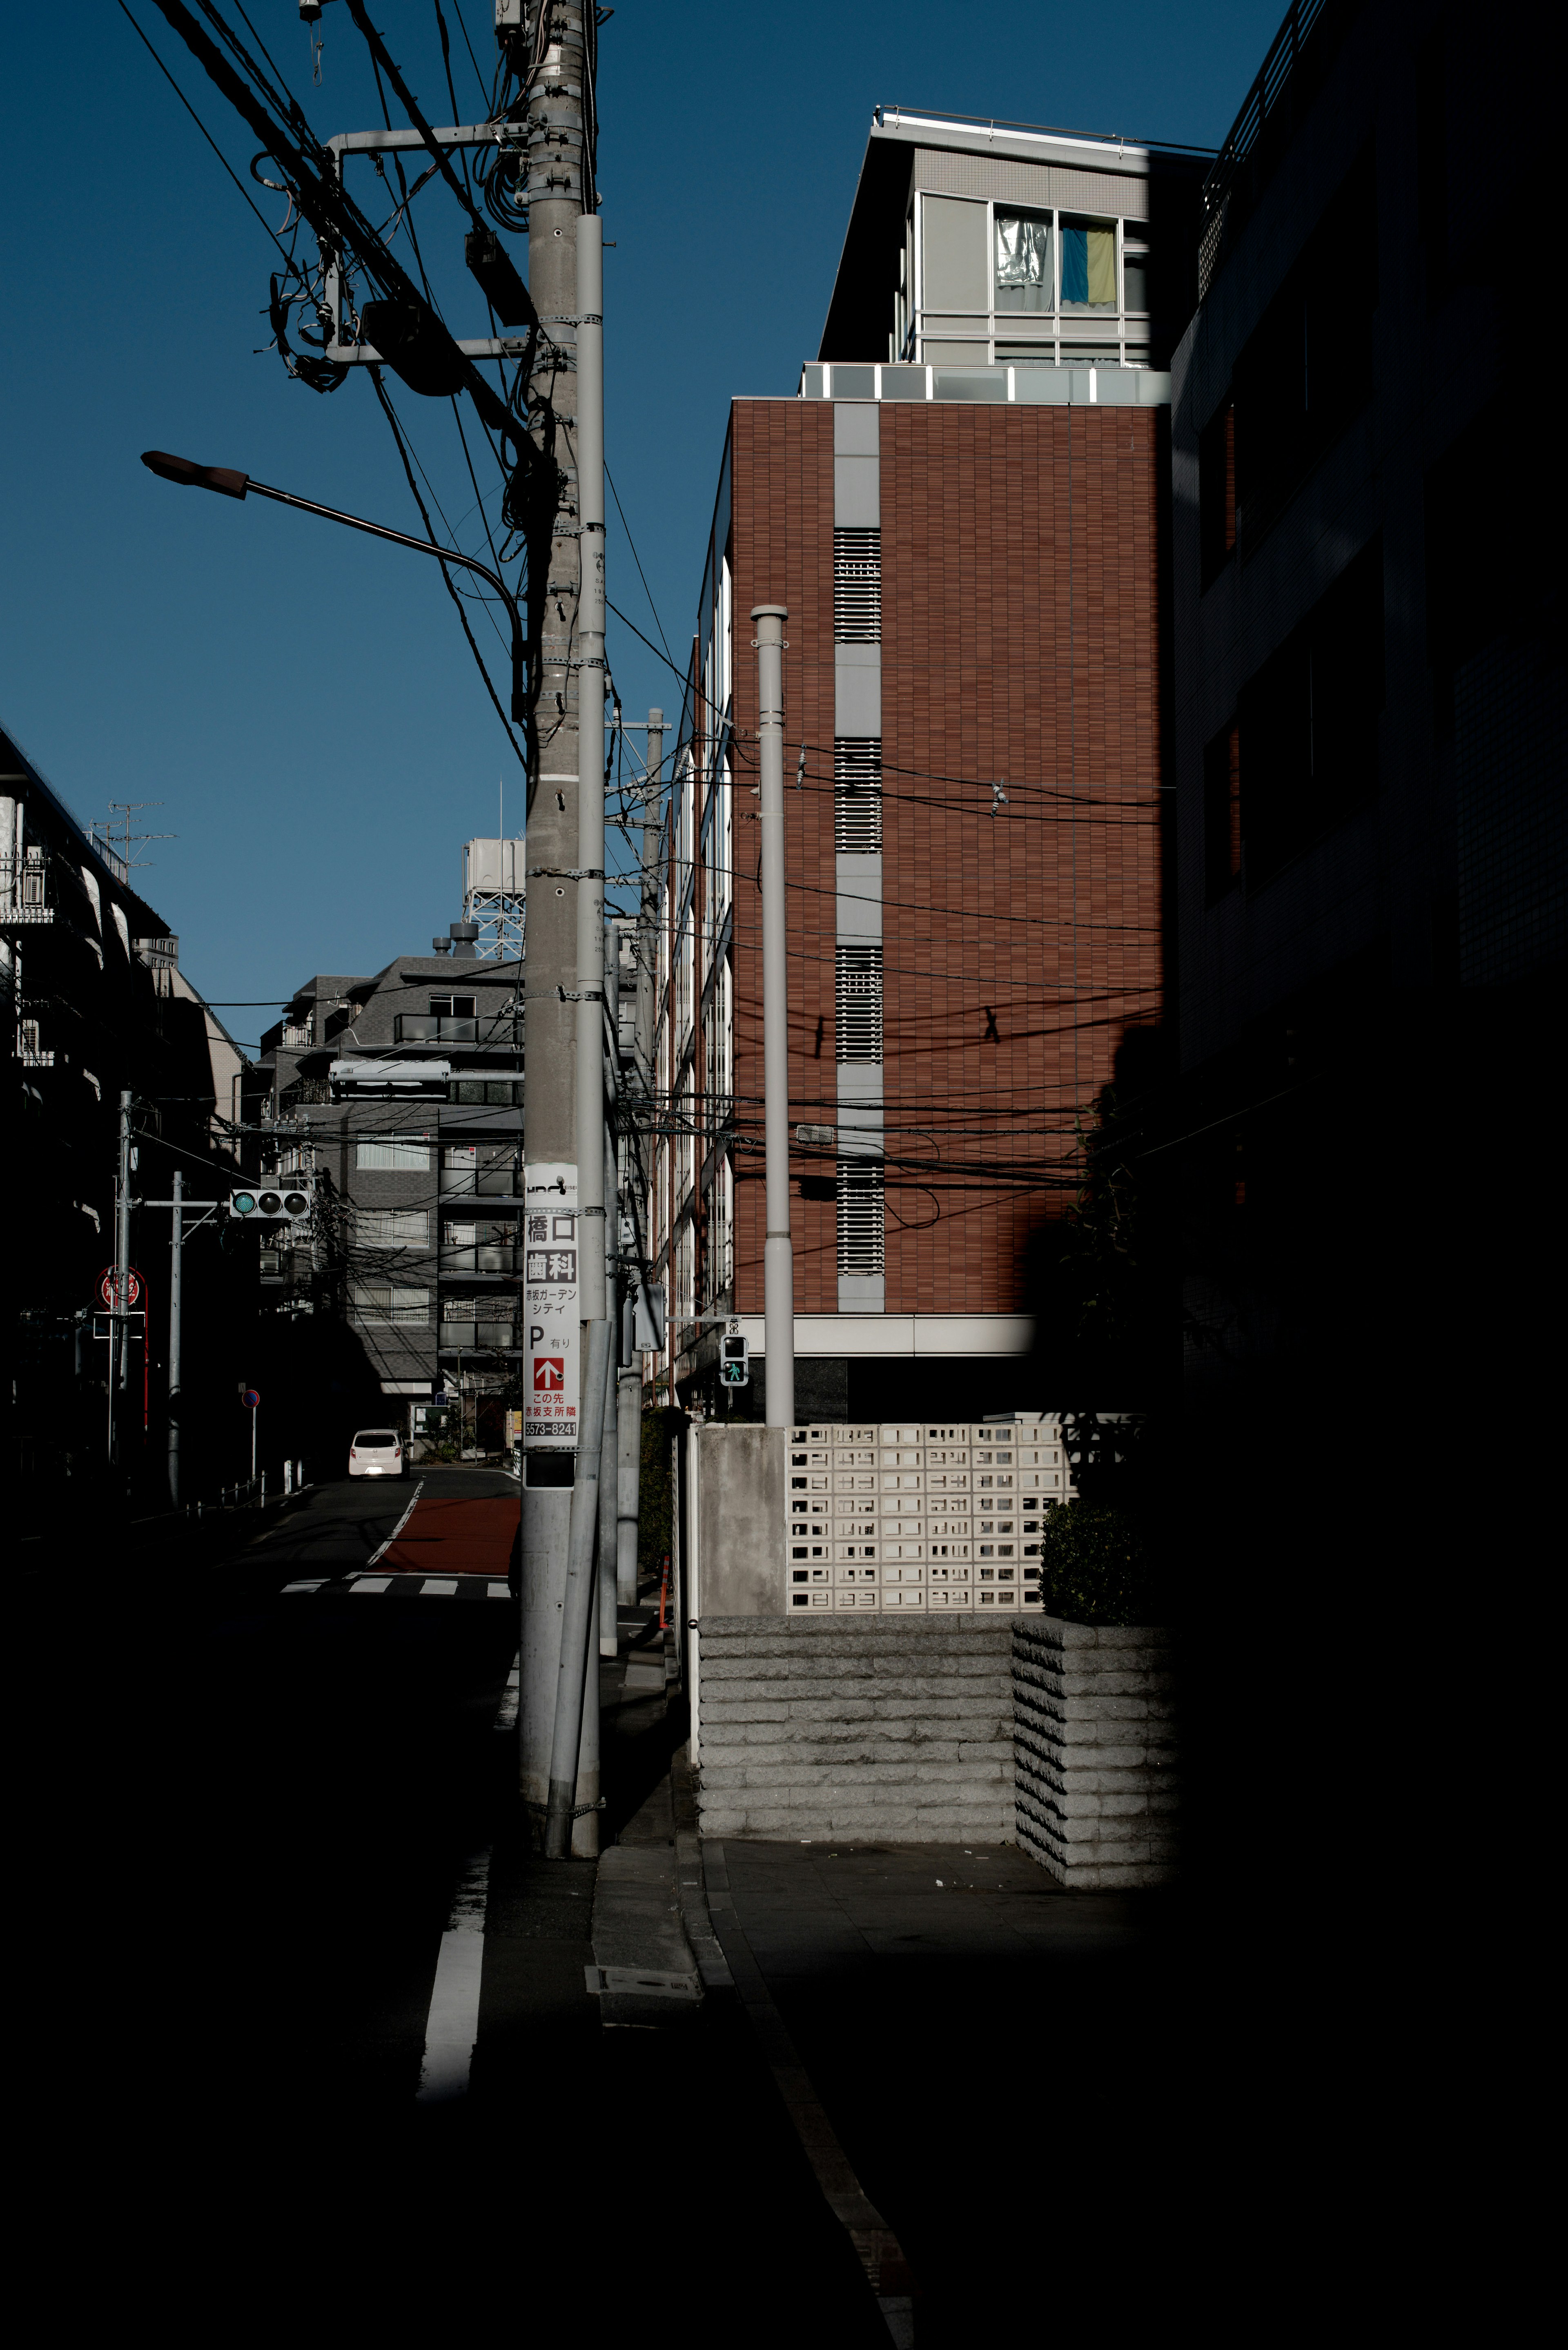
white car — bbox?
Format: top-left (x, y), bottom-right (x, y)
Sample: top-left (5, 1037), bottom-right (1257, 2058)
top-left (349, 1428), bottom-right (405, 1479)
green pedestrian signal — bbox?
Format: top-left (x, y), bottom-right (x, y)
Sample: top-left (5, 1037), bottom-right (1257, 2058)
top-left (720, 1333), bottom-right (749, 1388)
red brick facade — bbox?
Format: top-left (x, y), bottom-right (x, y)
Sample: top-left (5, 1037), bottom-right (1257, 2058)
top-left (699, 396), bottom-right (1164, 1326)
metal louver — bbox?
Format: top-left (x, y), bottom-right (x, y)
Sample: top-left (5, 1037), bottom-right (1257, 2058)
top-left (837, 1161), bottom-right (885, 1275)
top-left (834, 946), bottom-right (883, 1064)
top-left (833, 528), bottom-right (881, 642)
top-left (833, 738), bottom-right (882, 851)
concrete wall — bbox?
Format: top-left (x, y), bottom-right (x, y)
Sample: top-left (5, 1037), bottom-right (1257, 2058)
top-left (690, 1422), bottom-right (784, 1617)
top-left (694, 1615), bottom-right (1014, 1842)
top-left (1012, 1619), bottom-right (1178, 1889)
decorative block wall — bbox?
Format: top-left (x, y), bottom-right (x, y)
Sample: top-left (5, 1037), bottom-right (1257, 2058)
top-left (786, 1420), bottom-right (1076, 1614)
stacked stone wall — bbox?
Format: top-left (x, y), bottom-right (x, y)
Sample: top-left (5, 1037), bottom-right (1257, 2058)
top-left (1012, 1618), bottom-right (1178, 1888)
top-left (695, 1615), bottom-right (1014, 1843)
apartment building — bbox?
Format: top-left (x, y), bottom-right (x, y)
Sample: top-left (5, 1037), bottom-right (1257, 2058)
top-left (2, 722), bottom-right (252, 1503)
top-left (645, 110), bottom-right (1209, 1419)
top-left (256, 850), bottom-right (524, 1410)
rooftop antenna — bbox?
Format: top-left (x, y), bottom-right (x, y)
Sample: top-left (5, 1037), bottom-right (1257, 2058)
top-left (91, 800), bottom-right (176, 873)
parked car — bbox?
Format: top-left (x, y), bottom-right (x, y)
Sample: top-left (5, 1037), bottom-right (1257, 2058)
top-left (349, 1429), bottom-right (405, 1479)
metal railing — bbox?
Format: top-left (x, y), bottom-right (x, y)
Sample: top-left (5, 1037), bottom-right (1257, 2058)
top-left (1199, 0), bottom-right (1334, 298)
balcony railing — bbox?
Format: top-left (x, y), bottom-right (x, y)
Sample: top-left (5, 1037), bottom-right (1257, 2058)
top-left (1198, 0), bottom-right (1342, 297)
top-left (438, 1321), bottom-right (520, 1351)
top-left (438, 1166), bottom-right (523, 1197)
top-left (395, 1014), bottom-right (508, 1044)
top-left (440, 1244), bottom-right (521, 1275)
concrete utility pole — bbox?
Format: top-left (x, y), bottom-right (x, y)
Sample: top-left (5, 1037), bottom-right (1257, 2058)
top-left (597, 1115), bottom-right (618, 1657)
top-left (517, 0), bottom-right (605, 1860)
top-left (613, 701), bottom-right (662, 1589)
top-left (541, 186), bottom-right (609, 1864)
top-left (168, 1170), bottom-right (183, 1508)
top-left (108, 1088), bottom-right (134, 1465)
top-left (753, 609), bottom-right (795, 1427)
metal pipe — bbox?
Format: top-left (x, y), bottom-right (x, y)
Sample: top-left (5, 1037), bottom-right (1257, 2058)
top-left (598, 1116), bottom-right (619, 1657)
top-left (545, 1316), bottom-right (612, 1858)
top-left (574, 210), bottom-right (606, 1324)
top-left (168, 1170), bottom-right (182, 1508)
top-left (752, 607), bottom-right (795, 1427)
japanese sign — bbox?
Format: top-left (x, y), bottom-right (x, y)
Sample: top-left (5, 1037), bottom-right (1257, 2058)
top-left (523, 1162), bottom-right (579, 1451)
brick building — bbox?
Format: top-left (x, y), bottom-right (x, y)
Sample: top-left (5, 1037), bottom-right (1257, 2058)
top-left (646, 110), bottom-right (1207, 1417)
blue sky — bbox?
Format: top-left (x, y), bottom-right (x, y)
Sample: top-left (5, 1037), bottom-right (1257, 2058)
top-left (0, 1), bottom-right (1282, 1033)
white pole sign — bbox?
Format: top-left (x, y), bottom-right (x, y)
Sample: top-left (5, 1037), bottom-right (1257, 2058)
top-left (523, 1162), bottom-right (580, 1451)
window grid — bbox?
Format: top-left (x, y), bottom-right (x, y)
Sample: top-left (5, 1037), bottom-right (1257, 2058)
top-left (833, 528), bottom-right (881, 642)
top-left (833, 738), bottom-right (883, 852)
top-left (834, 946), bottom-right (883, 1064)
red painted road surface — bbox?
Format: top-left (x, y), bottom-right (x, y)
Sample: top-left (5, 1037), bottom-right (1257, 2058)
top-left (381, 1496), bottom-right (519, 1577)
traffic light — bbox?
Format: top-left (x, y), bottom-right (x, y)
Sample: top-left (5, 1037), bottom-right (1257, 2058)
top-left (228, 1182), bottom-right (314, 1223)
top-left (720, 1333), bottom-right (749, 1388)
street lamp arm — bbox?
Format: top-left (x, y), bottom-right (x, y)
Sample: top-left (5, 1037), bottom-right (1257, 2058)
top-left (140, 450), bottom-right (528, 722)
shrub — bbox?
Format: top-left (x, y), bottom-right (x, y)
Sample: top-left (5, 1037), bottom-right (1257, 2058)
top-left (1035, 1501), bottom-right (1162, 1626)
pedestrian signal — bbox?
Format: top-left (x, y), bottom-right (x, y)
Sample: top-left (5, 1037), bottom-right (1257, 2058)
top-left (720, 1333), bottom-right (749, 1388)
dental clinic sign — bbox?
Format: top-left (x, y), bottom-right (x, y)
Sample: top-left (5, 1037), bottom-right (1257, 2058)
top-left (523, 1162), bottom-right (579, 1452)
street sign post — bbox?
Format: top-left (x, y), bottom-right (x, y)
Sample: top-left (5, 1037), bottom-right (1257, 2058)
top-left (523, 1162), bottom-right (580, 1453)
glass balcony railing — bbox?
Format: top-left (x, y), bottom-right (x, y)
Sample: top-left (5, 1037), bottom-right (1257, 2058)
top-left (439, 1244), bottom-right (520, 1274)
top-left (395, 1014), bottom-right (481, 1043)
top-left (438, 1166), bottom-right (523, 1197)
top-left (438, 1321), bottom-right (519, 1351)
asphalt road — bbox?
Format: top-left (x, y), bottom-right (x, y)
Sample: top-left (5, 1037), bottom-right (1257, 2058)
top-left (16, 1474), bottom-right (889, 2340)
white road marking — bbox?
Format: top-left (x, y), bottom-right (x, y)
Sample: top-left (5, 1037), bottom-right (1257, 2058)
top-left (494, 1652), bottom-right (521, 1733)
top-left (421, 1578), bottom-right (459, 1596)
top-left (486, 1581), bottom-right (511, 1599)
top-left (366, 1481), bottom-right (424, 1567)
top-left (414, 1658), bottom-right (519, 2103)
top-left (283, 1579), bottom-right (329, 1593)
top-left (415, 1846), bottom-right (492, 2103)
top-left (351, 1577), bottom-right (394, 1594)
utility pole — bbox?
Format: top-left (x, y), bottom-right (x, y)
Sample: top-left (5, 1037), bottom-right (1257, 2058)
top-left (543, 202), bottom-right (608, 1864)
top-left (168, 1171), bottom-right (183, 1508)
top-left (515, 0), bottom-right (605, 1860)
top-left (597, 930), bottom-right (619, 1657)
top-left (753, 610), bottom-right (795, 1427)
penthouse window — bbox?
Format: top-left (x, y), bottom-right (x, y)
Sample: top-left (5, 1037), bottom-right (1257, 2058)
top-left (995, 212), bottom-right (1052, 312)
top-left (1060, 217), bottom-right (1117, 308)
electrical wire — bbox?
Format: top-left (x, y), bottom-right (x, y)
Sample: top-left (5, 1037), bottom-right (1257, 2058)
top-left (117, 0), bottom-right (300, 265)
top-left (370, 366), bottom-right (527, 771)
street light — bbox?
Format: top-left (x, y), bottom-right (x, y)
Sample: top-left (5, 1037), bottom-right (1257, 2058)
top-left (140, 450), bottom-right (527, 720)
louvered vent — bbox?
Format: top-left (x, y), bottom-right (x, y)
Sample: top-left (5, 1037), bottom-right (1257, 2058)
top-left (835, 945), bottom-right (883, 1064)
top-left (833, 528), bottom-right (881, 642)
top-left (833, 738), bottom-right (882, 852)
top-left (837, 1161), bottom-right (885, 1276)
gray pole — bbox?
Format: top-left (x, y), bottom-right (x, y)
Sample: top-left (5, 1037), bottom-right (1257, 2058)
top-left (753, 608), bottom-right (795, 1427)
top-left (168, 1170), bottom-right (182, 1508)
top-left (542, 197), bottom-right (609, 1862)
top-left (597, 1109), bottom-right (619, 1658)
top-left (518, 0), bottom-right (592, 1842)
top-left (545, 1316), bottom-right (611, 1857)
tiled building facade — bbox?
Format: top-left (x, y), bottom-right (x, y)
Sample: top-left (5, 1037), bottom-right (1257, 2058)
top-left (646, 111), bottom-right (1200, 1418)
